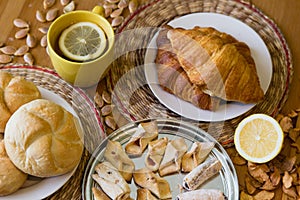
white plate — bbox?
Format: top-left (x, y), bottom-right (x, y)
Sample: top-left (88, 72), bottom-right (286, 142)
top-left (144, 13), bottom-right (272, 121)
top-left (0, 87), bottom-right (82, 200)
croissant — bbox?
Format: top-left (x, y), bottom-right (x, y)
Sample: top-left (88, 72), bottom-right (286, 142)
top-left (155, 26), bottom-right (220, 111)
top-left (167, 26), bottom-right (264, 103)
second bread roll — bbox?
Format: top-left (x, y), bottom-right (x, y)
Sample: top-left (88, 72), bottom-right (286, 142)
top-left (0, 71), bottom-right (41, 133)
top-left (4, 99), bottom-right (84, 177)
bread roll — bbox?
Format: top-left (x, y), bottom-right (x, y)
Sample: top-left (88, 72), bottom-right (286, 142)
top-left (4, 99), bottom-right (84, 177)
top-left (0, 140), bottom-right (28, 196)
top-left (0, 71), bottom-right (41, 132)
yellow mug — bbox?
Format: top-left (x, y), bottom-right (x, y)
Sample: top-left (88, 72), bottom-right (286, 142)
top-left (47, 6), bottom-right (115, 87)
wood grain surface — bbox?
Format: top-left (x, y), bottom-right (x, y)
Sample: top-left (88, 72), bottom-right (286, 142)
top-left (0, 0), bottom-right (299, 112)
top-left (0, 1), bottom-right (299, 199)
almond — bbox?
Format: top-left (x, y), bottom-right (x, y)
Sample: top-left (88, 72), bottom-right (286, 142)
top-left (46, 8), bottom-right (59, 21)
top-left (0, 46), bottom-right (17, 55)
top-left (15, 28), bottom-right (29, 39)
top-left (14, 45), bottom-right (29, 56)
top-left (0, 54), bottom-right (12, 64)
top-left (26, 34), bottom-right (37, 48)
top-left (23, 52), bottom-right (34, 65)
top-left (13, 18), bottom-right (29, 28)
top-left (43, 0), bottom-right (56, 9)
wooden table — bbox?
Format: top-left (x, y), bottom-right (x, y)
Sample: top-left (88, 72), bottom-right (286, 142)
top-left (1, 0), bottom-right (299, 199)
top-left (0, 0), bottom-right (299, 112)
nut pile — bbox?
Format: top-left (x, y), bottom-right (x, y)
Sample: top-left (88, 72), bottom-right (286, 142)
top-left (94, 83), bottom-right (128, 134)
top-left (228, 109), bottom-right (300, 199)
top-left (1, 0), bottom-right (141, 65)
top-left (0, 0), bottom-right (76, 65)
top-left (97, 0), bottom-right (139, 28)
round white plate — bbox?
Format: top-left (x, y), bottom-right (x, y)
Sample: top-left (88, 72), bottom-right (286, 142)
top-left (0, 87), bottom-right (82, 200)
top-left (144, 13), bottom-right (272, 121)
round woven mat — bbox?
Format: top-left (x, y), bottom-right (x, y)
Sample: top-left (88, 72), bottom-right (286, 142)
top-left (104, 0), bottom-right (293, 147)
top-left (0, 65), bottom-right (105, 200)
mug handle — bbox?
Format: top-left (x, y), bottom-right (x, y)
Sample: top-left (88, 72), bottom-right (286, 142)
top-left (92, 5), bottom-right (105, 17)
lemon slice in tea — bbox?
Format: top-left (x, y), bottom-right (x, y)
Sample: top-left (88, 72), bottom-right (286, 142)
top-left (234, 114), bottom-right (284, 163)
top-left (59, 22), bottom-right (107, 61)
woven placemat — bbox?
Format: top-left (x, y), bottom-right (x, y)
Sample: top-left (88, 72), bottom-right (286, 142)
top-left (104, 0), bottom-right (293, 147)
top-left (0, 65), bottom-right (105, 200)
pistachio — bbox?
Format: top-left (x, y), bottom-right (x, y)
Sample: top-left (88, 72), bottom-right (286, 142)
top-left (46, 8), bottom-right (59, 21)
top-left (283, 171), bottom-right (293, 189)
top-left (110, 8), bottom-right (123, 18)
top-left (26, 34), bottom-right (37, 48)
top-left (63, 1), bottom-right (75, 13)
top-left (240, 191), bottom-right (254, 200)
top-left (282, 185), bottom-right (297, 198)
top-left (36, 10), bottom-right (46, 22)
top-left (253, 190), bottom-right (274, 200)
top-left (13, 18), bottom-right (29, 28)
top-left (94, 92), bottom-right (104, 108)
top-left (23, 52), bottom-right (34, 65)
top-left (46, 46), bottom-right (49, 55)
top-left (0, 46), bottom-right (17, 55)
top-left (111, 16), bottom-right (124, 27)
top-left (0, 42), bottom-right (4, 47)
top-left (60, 0), bottom-right (70, 6)
top-left (118, 0), bottom-right (129, 9)
top-left (102, 90), bottom-right (111, 104)
top-left (14, 28), bottom-right (29, 39)
top-left (40, 35), bottom-right (47, 47)
top-left (103, 2), bottom-right (118, 9)
top-left (105, 115), bottom-right (117, 130)
top-left (0, 54), bottom-right (12, 64)
top-left (38, 27), bottom-right (49, 34)
top-left (280, 116), bottom-right (293, 132)
top-left (128, 0), bottom-right (138, 13)
top-left (43, 0), bottom-right (56, 9)
top-left (14, 45), bottom-right (29, 56)
top-left (104, 7), bottom-right (112, 18)
top-left (107, 0), bottom-right (120, 3)
top-left (101, 105), bottom-right (113, 116)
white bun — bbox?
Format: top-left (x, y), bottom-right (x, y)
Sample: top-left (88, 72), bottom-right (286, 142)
top-left (4, 99), bottom-right (84, 177)
top-left (0, 140), bottom-right (28, 196)
top-left (0, 71), bottom-right (41, 133)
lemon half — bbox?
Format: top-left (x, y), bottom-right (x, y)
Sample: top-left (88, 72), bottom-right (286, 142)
top-left (59, 22), bottom-right (107, 61)
top-left (234, 114), bottom-right (284, 163)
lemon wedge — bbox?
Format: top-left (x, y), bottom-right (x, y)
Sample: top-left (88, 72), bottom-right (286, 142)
top-left (58, 22), bottom-right (107, 61)
top-left (234, 114), bottom-right (284, 163)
